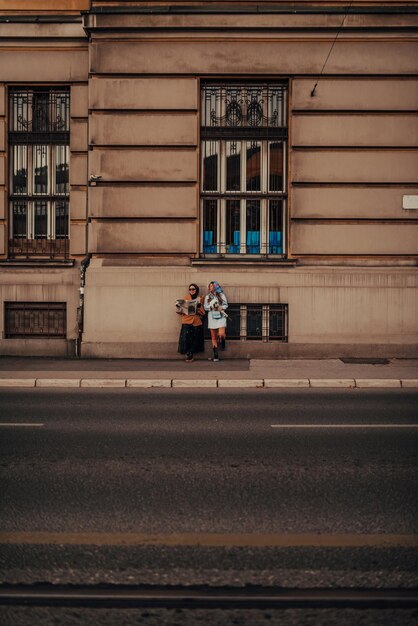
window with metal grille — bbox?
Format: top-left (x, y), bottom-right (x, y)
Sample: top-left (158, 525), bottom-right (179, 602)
top-left (201, 82), bottom-right (287, 258)
top-left (8, 88), bottom-right (70, 259)
top-left (5, 302), bottom-right (67, 338)
top-left (204, 304), bottom-right (288, 342)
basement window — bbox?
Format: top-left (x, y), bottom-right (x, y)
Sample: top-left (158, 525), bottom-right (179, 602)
top-left (4, 302), bottom-right (67, 338)
top-left (205, 304), bottom-right (288, 342)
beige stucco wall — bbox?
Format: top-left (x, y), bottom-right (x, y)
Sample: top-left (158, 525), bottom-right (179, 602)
top-left (88, 221), bottom-right (197, 255)
top-left (90, 39), bottom-right (418, 76)
top-left (81, 7), bottom-right (417, 356)
top-left (0, 20), bottom-right (88, 355)
top-left (89, 148), bottom-right (197, 182)
top-left (292, 78), bottom-right (418, 110)
top-left (292, 187), bottom-right (418, 220)
top-left (292, 224), bottom-right (418, 256)
top-left (81, 263), bottom-right (418, 358)
top-left (292, 115), bottom-right (418, 147)
top-left (69, 83), bottom-right (88, 257)
top-left (292, 151), bottom-right (418, 184)
top-left (89, 185), bottom-right (197, 219)
top-left (0, 268), bottom-right (79, 356)
top-left (90, 112), bottom-right (197, 147)
top-left (89, 77), bottom-right (197, 110)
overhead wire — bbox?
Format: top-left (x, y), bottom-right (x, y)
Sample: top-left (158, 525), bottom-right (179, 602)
top-left (311, 2), bottom-right (354, 97)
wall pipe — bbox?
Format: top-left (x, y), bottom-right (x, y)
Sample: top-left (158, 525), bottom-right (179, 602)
top-left (76, 253), bottom-right (91, 358)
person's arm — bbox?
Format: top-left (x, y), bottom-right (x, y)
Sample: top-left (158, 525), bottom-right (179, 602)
top-left (197, 296), bottom-right (205, 316)
top-left (220, 293), bottom-right (228, 310)
top-left (204, 295), bottom-right (211, 312)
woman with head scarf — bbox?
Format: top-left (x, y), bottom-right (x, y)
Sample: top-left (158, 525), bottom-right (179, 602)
top-left (176, 283), bottom-right (205, 362)
top-left (204, 281), bottom-right (228, 362)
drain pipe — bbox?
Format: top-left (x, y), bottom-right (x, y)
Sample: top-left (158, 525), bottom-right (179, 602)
top-left (76, 253), bottom-right (91, 358)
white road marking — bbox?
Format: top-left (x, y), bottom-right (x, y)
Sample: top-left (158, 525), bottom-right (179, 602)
top-left (0, 423), bottom-right (44, 427)
top-left (271, 424), bottom-right (418, 428)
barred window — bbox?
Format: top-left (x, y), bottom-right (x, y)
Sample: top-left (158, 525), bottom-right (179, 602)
top-left (204, 304), bottom-right (288, 342)
top-left (8, 88), bottom-right (70, 259)
top-left (201, 83), bottom-right (287, 257)
top-left (5, 302), bottom-right (67, 339)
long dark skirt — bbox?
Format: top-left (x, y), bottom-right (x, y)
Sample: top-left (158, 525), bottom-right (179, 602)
top-left (178, 323), bottom-right (205, 355)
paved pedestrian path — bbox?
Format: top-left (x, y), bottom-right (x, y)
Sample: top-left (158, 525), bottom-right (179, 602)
top-left (0, 356), bottom-right (417, 389)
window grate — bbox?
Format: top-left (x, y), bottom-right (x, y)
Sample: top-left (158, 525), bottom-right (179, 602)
top-left (9, 89), bottom-right (70, 139)
top-left (8, 88), bottom-right (70, 260)
top-left (201, 83), bottom-right (287, 131)
top-left (5, 302), bottom-right (67, 339)
top-left (204, 303), bottom-right (288, 342)
top-left (201, 82), bottom-right (288, 259)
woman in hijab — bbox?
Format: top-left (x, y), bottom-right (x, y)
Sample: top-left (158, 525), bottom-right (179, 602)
top-left (204, 281), bottom-right (228, 362)
top-left (176, 283), bottom-right (205, 362)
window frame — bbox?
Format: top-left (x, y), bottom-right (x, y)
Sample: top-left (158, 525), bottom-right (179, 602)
top-left (200, 81), bottom-right (288, 259)
top-left (8, 87), bottom-right (70, 258)
top-left (4, 301), bottom-right (67, 339)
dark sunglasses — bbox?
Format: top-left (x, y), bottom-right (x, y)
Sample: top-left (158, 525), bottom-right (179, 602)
top-left (189, 287), bottom-right (196, 291)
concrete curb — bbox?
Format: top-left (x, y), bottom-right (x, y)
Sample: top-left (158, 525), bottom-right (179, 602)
top-left (35, 379), bottom-right (81, 388)
top-left (264, 379), bottom-right (309, 388)
top-left (0, 379), bottom-right (36, 387)
top-left (401, 379), bottom-right (418, 388)
top-left (80, 379), bottom-right (126, 388)
top-left (355, 379), bottom-right (401, 389)
top-left (172, 379), bottom-right (217, 388)
top-left (310, 379), bottom-right (355, 388)
top-left (127, 379), bottom-right (171, 388)
top-left (218, 379), bottom-right (264, 388)
top-left (0, 378), bottom-right (417, 389)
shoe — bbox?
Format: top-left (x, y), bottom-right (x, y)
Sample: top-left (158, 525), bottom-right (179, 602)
top-left (185, 353), bottom-right (194, 362)
top-left (211, 347), bottom-right (219, 362)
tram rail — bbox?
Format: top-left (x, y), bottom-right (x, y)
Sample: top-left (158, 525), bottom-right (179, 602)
top-left (1, 585), bottom-right (417, 610)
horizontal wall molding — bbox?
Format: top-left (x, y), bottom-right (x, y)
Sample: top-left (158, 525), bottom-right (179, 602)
top-left (89, 145), bottom-right (196, 151)
top-left (89, 144), bottom-right (197, 149)
top-left (292, 110), bottom-right (418, 115)
top-left (292, 182), bottom-right (418, 187)
top-left (291, 146), bottom-right (418, 151)
top-left (291, 219), bottom-right (418, 224)
top-left (89, 217), bottom-right (197, 222)
top-left (89, 180), bottom-right (197, 186)
top-left (89, 73), bottom-right (418, 80)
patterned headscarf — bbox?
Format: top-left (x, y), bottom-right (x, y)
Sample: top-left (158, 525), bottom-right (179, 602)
top-left (210, 281), bottom-right (223, 294)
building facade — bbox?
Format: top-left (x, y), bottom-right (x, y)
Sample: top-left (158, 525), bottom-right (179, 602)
top-left (1, 0), bottom-right (417, 358)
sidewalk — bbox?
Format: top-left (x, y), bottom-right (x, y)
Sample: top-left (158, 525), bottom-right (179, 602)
top-left (0, 356), bottom-right (417, 389)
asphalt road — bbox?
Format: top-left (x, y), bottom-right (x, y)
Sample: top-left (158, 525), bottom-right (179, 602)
top-left (0, 388), bottom-right (417, 624)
